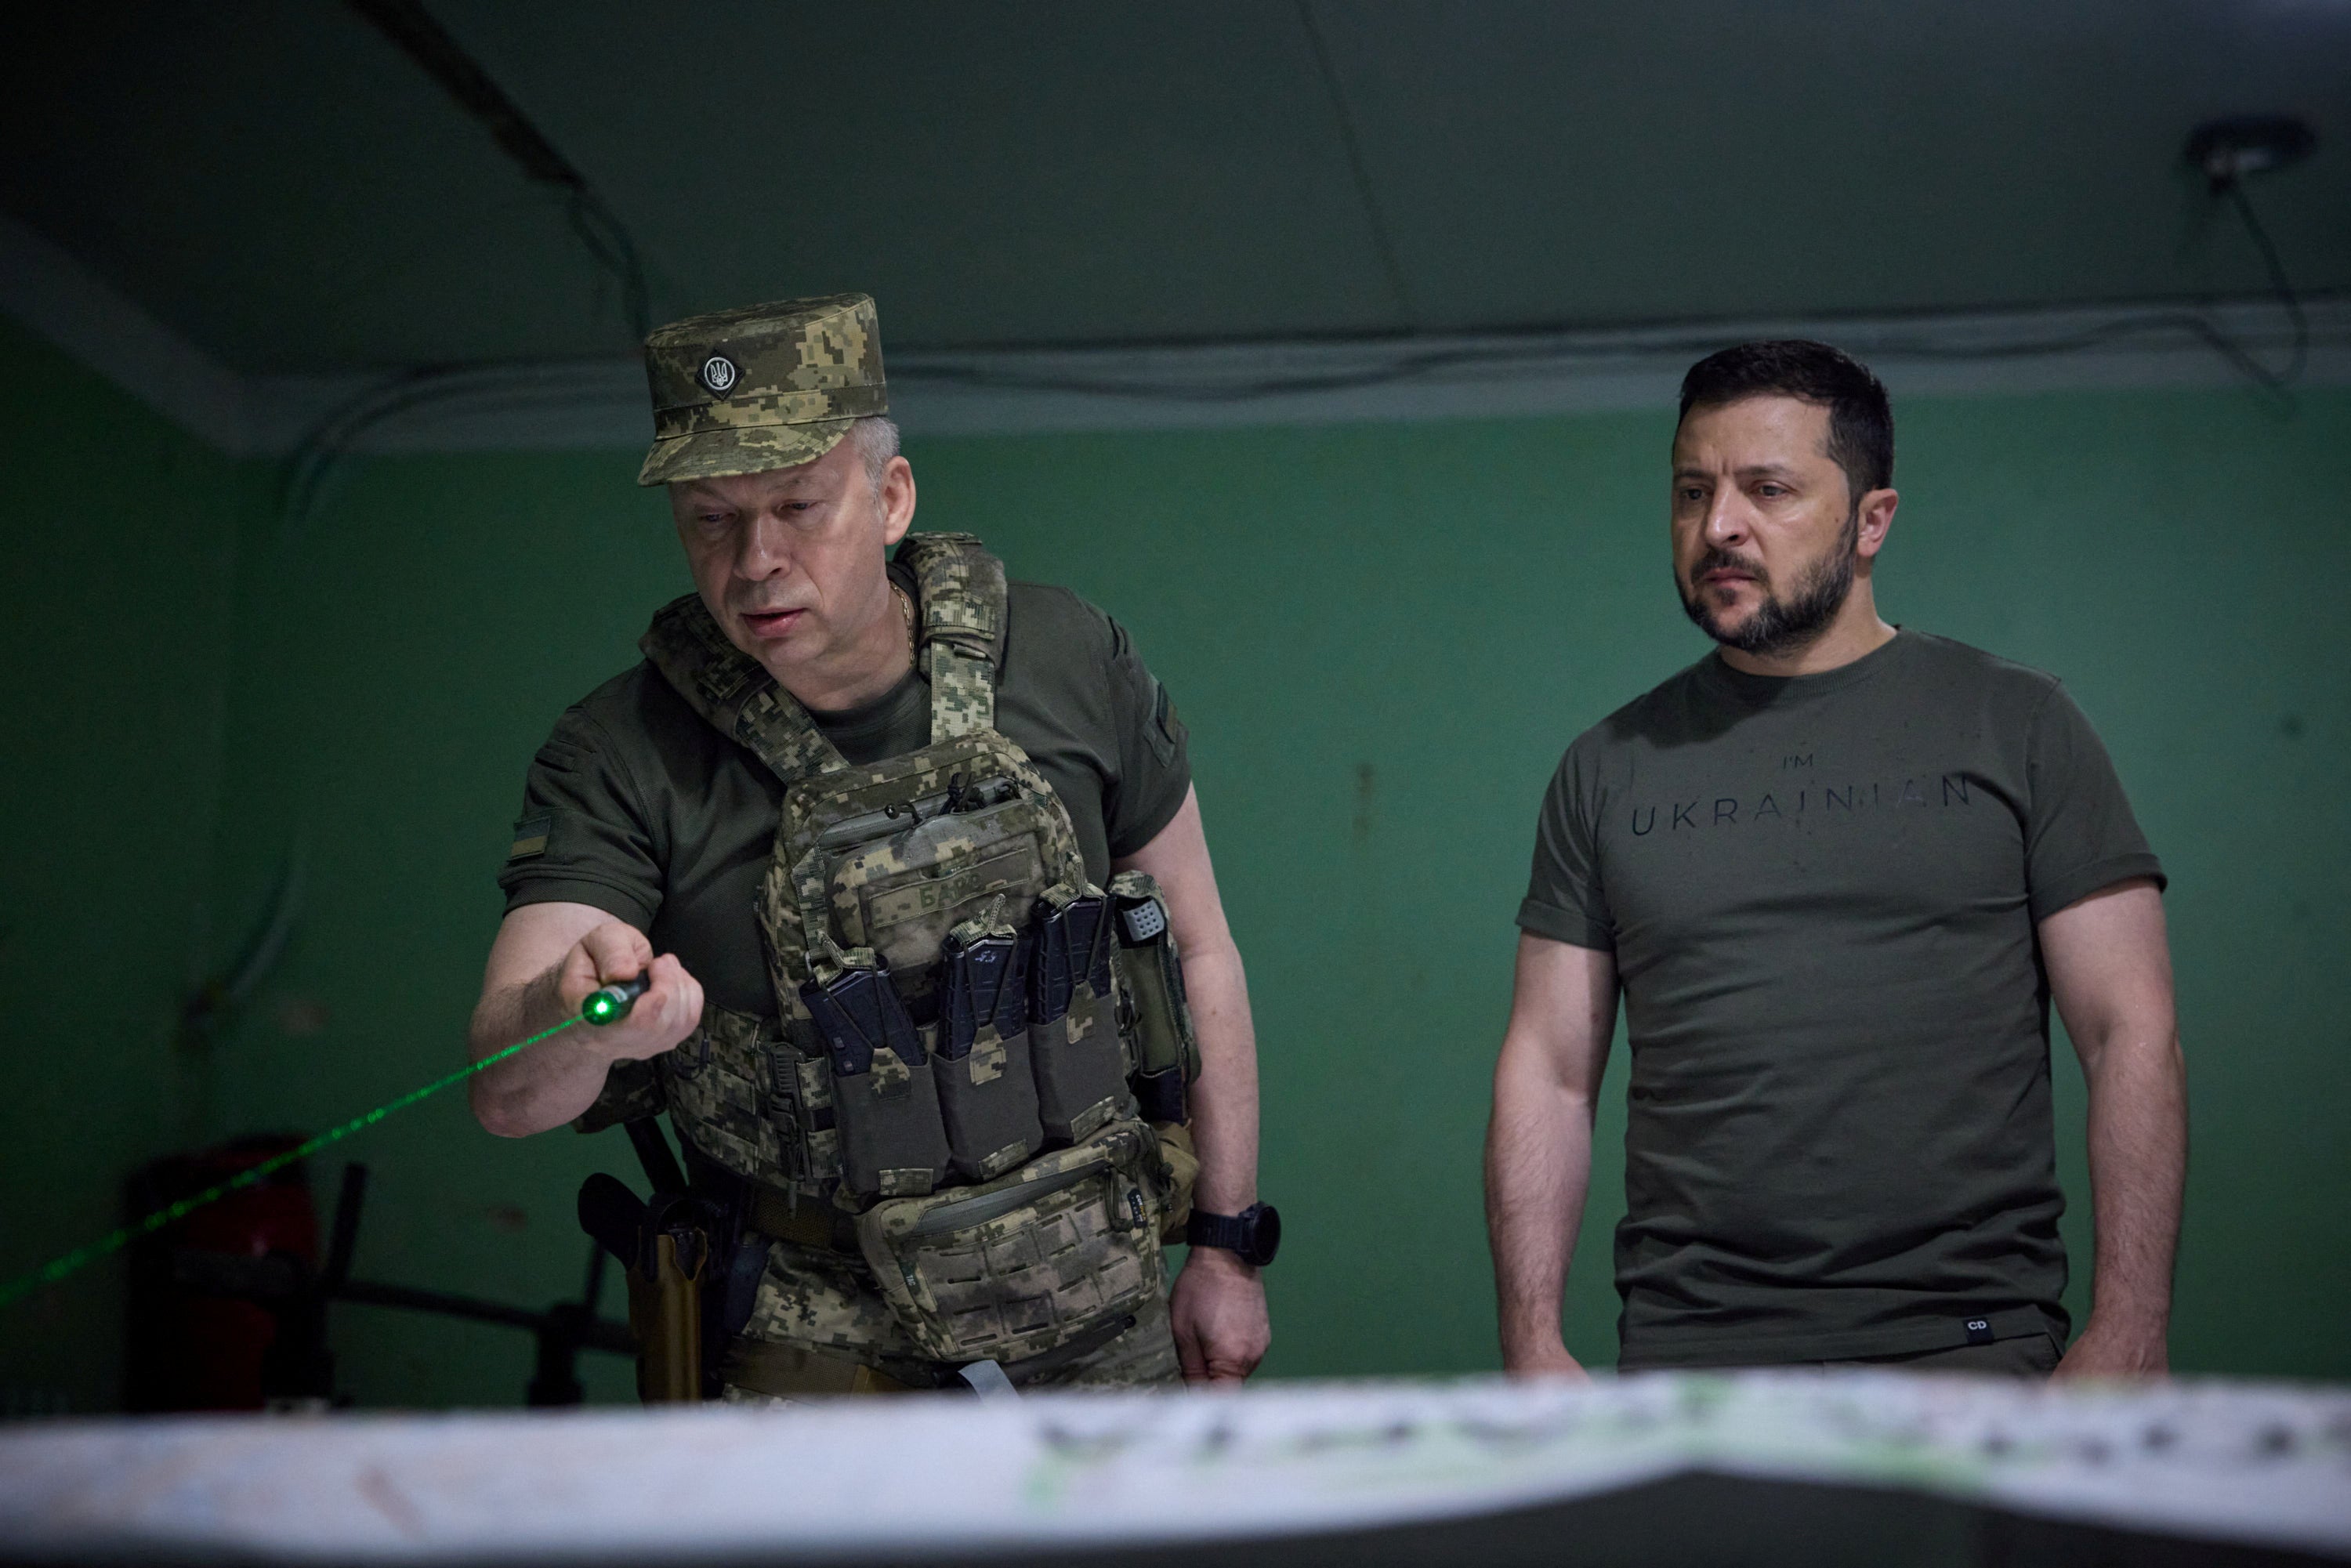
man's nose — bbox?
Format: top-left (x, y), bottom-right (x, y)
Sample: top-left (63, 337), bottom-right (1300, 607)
top-left (1703, 487), bottom-right (1751, 549)
top-left (734, 512), bottom-right (795, 580)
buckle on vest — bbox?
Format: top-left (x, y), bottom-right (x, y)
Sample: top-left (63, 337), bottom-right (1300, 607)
top-left (920, 625), bottom-right (996, 664)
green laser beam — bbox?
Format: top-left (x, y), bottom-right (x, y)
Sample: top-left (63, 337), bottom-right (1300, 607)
top-left (0, 1014), bottom-right (588, 1312)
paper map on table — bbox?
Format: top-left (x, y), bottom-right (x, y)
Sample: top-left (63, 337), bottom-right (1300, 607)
top-left (2, 1371), bottom-right (2345, 1562)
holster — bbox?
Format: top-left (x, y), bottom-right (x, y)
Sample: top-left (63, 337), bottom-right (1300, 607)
top-left (579, 1164), bottom-right (741, 1404)
top-left (626, 1226), bottom-right (705, 1403)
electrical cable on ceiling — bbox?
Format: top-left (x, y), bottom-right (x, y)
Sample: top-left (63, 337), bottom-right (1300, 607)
top-left (277, 288), bottom-right (2320, 529)
top-left (1294, 0), bottom-right (1415, 325)
top-left (892, 299), bottom-right (2318, 408)
top-left (893, 110), bottom-right (2317, 414)
top-left (277, 0), bottom-right (658, 527)
top-left (277, 66), bottom-right (2318, 529)
top-left (277, 358), bottom-right (632, 526)
top-left (345, 0), bottom-right (649, 342)
top-left (2216, 180), bottom-right (2307, 390)
top-left (2185, 111), bottom-right (2316, 397)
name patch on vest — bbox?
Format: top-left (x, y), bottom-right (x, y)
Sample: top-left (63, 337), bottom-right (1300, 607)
top-left (861, 846), bottom-right (1044, 934)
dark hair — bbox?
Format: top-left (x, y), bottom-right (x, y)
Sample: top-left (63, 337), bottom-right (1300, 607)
top-left (1677, 340), bottom-right (1894, 499)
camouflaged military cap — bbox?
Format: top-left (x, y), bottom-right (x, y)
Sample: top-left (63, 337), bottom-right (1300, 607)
top-left (637, 293), bottom-right (888, 486)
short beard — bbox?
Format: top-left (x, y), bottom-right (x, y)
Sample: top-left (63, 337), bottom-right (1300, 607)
top-left (1679, 509), bottom-right (1859, 657)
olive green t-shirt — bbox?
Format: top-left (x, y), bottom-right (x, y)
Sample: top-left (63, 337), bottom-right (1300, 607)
top-left (1519, 630), bottom-right (2164, 1367)
top-left (498, 569), bottom-right (1192, 1016)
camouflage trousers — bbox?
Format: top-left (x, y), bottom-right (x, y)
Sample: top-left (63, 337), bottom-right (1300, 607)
top-left (716, 1237), bottom-right (1180, 1404)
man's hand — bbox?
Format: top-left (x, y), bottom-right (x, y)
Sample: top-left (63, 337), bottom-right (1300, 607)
top-left (470, 904), bottom-right (705, 1137)
top-left (1503, 1337), bottom-right (1592, 1382)
top-left (2052, 1316), bottom-right (2169, 1381)
top-left (1170, 1245), bottom-right (1270, 1384)
top-left (556, 921), bottom-right (705, 1064)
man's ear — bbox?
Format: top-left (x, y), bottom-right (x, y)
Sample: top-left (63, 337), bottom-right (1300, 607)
top-left (1856, 487), bottom-right (1899, 561)
top-left (879, 455), bottom-right (917, 547)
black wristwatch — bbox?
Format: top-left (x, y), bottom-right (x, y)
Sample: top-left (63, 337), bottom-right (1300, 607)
top-left (1186, 1202), bottom-right (1281, 1268)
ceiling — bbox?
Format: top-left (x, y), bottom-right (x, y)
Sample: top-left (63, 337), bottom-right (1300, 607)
top-left (4, 1), bottom-right (2346, 378)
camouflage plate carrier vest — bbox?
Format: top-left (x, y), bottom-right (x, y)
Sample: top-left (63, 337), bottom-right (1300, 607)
top-left (634, 533), bottom-right (1195, 1367)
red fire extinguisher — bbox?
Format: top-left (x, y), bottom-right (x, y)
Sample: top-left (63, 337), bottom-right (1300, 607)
top-left (123, 1135), bottom-right (320, 1411)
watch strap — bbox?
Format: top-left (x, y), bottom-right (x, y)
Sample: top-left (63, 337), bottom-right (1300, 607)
top-left (1186, 1202), bottom-right (1277, 1266)
top-left (1187, 1209), bottom-right (1252, 1253)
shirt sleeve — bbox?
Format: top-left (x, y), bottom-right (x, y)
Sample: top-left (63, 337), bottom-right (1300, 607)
top-left (2023, 683), bottom-right (2166, 922)
top-left (495, 705), bottom-right (665, 931)
top-left (1517, 736), bottom-right (1616, 950)
top-left (1102, 613), bottom-right (1193, 858)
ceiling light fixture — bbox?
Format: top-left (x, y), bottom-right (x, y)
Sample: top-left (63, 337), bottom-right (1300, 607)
top-left (2183, 114), bottom-right (2317, 190)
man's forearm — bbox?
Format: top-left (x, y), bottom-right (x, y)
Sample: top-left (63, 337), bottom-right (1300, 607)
top-left (1160, 922), bottom-right (1270, 1382)
top-left (2081, 1027), bottom-right (2188, 1338)
top-left (1486, 1057), bottom-right (1593, 1363)
top-left (467, 963), bottom-right (619, 1138)
top-left (1179, 938), bottom-right (1259, 1215)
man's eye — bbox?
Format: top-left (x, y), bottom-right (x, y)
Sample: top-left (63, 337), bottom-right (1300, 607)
top-left (1756, 484), bottom-right (1787, 498)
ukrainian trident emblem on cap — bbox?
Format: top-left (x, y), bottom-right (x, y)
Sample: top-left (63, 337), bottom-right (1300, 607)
top-left (637, 293), bottom-right (889, 487)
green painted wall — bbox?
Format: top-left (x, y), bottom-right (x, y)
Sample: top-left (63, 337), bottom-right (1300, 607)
top-left (9, 362), bottom-right (2342, 1406)
top-left (0, 319), bottom-right (254, 1412)
top-left (197, 450), bottom-right (672, 1408)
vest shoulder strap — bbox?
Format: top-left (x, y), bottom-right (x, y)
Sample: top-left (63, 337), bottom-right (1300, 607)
top-left (639, 594), bottom-right (849, 784)
top-left (894, 532), bottom-right (1009, 740)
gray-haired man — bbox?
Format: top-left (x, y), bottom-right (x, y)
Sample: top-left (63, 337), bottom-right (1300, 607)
top-left (470, 295), bottom-right (1275, 1396)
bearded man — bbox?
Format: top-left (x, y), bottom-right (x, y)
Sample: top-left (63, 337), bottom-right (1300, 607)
top-left (1486, 340), bottom-right (2186, 1377)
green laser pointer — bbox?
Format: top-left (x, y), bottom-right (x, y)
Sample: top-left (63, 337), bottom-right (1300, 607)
top-left (581, 973), bottom-right (649, 1025)
top-left (0, 1009), bottom-right (600, 1313)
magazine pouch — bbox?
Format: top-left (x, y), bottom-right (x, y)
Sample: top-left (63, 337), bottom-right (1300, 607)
top-left (933, 912), bottom-right (1045, 1182)
top-left (1027, 882), bottom-right (1132, 1144)
top-left (800, 951), bottom-right (950, 1200)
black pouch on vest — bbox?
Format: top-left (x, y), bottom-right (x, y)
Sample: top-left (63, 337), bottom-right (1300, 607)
top-left (1110, 872), bottom-right (1199, 1126)
top-left (933, 918), bottom-right (1044, 1182)
top-left (800, 959), bottom-right (950, 1200)
top-left (1027, 886), bottom-right (1128, 1144)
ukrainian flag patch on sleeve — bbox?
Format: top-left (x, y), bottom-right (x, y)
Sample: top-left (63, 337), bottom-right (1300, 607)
top-left (1149, 681), bottom-right (1187, 763)
top-left (507, 813), bottom-right (552, 863)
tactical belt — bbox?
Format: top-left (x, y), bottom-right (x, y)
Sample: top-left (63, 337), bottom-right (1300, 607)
top-left (743, 1184), bottom-right (860, 1255)
top-left (720, 1312), bottom-right (1141, 1400)
top-left (720, 1338), bottom-right (914, 1397)
top-left (991, 1310), bottom-right (1139, 1384)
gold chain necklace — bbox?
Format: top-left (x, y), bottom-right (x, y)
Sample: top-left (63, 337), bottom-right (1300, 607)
top-left (891, 583), bottom-right (917, 664)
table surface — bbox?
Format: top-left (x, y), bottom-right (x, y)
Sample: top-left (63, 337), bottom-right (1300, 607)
top-left (2, 1371), bottom-right (2346, 1563)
